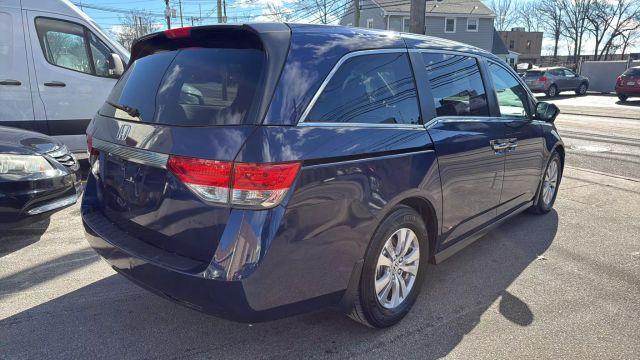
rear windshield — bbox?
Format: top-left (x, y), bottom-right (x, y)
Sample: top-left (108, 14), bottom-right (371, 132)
top-left (102, 48), bottom-right (265, 126)
top-left (525, 70), bottom-right (544, 78)
top-left (623, 67), bottom-right (640, 76)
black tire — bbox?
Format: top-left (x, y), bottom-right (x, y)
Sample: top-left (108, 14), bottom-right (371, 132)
top-left (529, 151), bottom-right (563, 214)
top-left (348, 206), bottom-right (428, 328)
top-left (575, 82), bottom-right (588, 95)
top-left (546, 84), bottom-right (558, 97)
top-left (618, 94), bottom-right (628, 102)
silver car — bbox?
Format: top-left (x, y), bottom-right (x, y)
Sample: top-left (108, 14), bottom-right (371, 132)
top-left (524, 67), bottom-right (589, 97)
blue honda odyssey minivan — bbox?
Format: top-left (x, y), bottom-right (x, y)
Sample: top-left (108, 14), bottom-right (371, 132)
top-left (82, 24), bottom-right (564, 328)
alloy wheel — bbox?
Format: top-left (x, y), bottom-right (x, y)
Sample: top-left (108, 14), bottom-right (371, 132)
top-left (548, 86), bottom-right (557, 97)
top-left (374, 228), bottom-right (420, 309)
top-left (579, 84), bottom-right (587, 95)
top-left (542, 159), bottom-right (559, 206)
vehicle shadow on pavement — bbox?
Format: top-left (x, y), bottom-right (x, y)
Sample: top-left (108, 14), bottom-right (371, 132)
top-left (0, 218), bottom-right (50, 258)
top-left (616, 100), bottom-right (640, 106)
top-left (0, 211), bottom-right (558, 359)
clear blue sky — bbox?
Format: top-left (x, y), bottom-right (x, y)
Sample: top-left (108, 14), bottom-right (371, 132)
top-left (75, 0), bottom-right (274, 34)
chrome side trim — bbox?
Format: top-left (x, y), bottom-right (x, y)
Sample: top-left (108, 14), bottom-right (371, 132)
top-left (298, 122), bottom-right (426, 130)
top-left (297, 48), bottom-right (409, 126)
top-left (408, 48), bottom-right (484, 59)
top-left (303, 149), bottom-right (434, 169)
top-left (92, 138), bottom-right (168, 169)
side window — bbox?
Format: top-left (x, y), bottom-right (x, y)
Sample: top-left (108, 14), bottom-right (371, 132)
top-left (35, 18), bottom-right (91, 74)
top-left (306, 53), bottom-right (421, 125)
top-left (89, 32), bottom-right (112, 77)
top-left (422, 53), bottom-right (489, 117)
top-left (487, 62), bottom-right (530, 119)
top-left (388, 17), bottom-right (402, 32)
top-left (563, 69), bottom-right (576, 78)
top-left (403, 17), bottom-right (410, 32)
top-left (549, 69), bottom-right (563, 77)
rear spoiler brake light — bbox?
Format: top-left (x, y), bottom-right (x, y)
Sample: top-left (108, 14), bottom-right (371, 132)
top-left (164, 27), bottom-right (191, 39)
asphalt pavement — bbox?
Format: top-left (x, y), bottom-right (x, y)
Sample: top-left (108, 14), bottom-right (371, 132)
top-left (1, 94), bottom-right (638, 359)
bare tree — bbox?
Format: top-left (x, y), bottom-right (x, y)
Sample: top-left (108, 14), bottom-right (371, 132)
top-left (586, 0), bottom-right (615, 60)
top-left (598, 0), bottom-right (640, 60)
top-left (291, 0), bottom-right (349, 24)
top-left (116, 11), bottom-right (162, 50)
top-left (559, 0), bottom-right (593, 64)
top-left (538, 0), bottom-right (564, 60)
top-left (262, 3), bottom-right (294, 22)
top-left (489, 0), bottom-right (517, 31)
top-left (516, 1), bottom-right (541, 32)
top-left (620, 30), bottom-right (638, 57)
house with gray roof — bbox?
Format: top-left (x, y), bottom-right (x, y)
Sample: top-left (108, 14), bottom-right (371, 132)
top-left (340, 0), bottom-right (507, 56)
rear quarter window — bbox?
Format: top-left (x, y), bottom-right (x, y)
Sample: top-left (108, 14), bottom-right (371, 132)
top-left (305, 52), bottom-right (421, 125)
top-left (103, 48), bottom-right (265, 126)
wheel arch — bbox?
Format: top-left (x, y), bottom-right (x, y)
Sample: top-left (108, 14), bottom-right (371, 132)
top-left (553, 143), bottom-right (565, 164)
top-left (398, 197), bottom-right (439, 264)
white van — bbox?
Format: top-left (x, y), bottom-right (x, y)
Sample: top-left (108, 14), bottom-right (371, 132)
top-left (0, 0), bottom-right (129, 154)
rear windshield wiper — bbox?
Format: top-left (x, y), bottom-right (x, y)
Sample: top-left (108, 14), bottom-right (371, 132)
top-left (106, 101), bottom-right (140, 118)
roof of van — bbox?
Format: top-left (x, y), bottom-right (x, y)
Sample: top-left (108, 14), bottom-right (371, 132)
top-left (286, 23), bottom-right (488, 54)
top-left (133, 23), bottom-right (490, 60)
top-left (12, 0), bottom-right (88, 20)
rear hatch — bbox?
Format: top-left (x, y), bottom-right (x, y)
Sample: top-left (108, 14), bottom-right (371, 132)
top-left (524, 70), bottom-right (545, 84)
top-left (619, 67), bottom-right (640, 89)
top-left (87, 25), bottom-right (290, 263)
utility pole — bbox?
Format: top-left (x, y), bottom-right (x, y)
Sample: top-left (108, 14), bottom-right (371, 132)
top-left (354, 0), bottom-right (360, 27)
top-left (223, 0), bottom-right (227, 23)
top-left (164, 0), bottom-right (171, 29)
top-left (217, 0), bottom-right (222, 23)
top-left (178, 0), bottom-right (184, 27)
top-left (409, 0), bottom-right (426, 34)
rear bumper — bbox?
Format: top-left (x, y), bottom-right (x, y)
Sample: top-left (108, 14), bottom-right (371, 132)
top-left (82, 201), bottom-right (345, 323)
top-left (525, 83), bottom-right (547, 92)
top-left (615, 86), bottom-right (640, 96)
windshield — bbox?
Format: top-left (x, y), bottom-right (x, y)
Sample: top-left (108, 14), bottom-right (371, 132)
top-left (88, 19), bottom-right (130, 62)
top-left (101, 48), bottom-right (265, 126)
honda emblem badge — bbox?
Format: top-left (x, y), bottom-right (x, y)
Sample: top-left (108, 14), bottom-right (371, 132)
top-left (116, 124), bottom-right (131, 141)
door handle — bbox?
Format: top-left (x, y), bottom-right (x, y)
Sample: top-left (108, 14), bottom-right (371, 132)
top-left (0, 79), bottom-right (22, 86)
top-left (44, 81), bottom-right (66, 87)
top-left (490, 139), bottom-right (510, 153)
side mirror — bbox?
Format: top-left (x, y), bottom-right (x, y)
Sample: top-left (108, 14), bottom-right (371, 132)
top-left (109, 53), bottom-right (125, 78)
top-left (535, 102), bottom-right (560, 123)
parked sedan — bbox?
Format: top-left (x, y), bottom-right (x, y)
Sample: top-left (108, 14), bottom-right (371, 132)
top-left (524, 67), bottom-right (589, 97)
top-left (0, 126), bottom-right (81, 228)
top-left (615, 66), bottom-right (640, 102)
top-left (83, 24), bottom-right (564, 328)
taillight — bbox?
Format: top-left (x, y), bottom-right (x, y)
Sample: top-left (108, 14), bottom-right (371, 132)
top-left (167, 155), bottom-right (301, 208)
top-left (538, 76), bottom-right (548, 82)
top-left (231, 162), bottom-right (301, 207)
top-left (164, 27), bottom-right (191, 39)
top-left (167, 156), bottom-right (232, 204)
top-left (87, 135), bottom-right (99, 160)
top-left (87, 135), bottom-right (100, 176)
top-left (616, 76), bottom-right (623, 85)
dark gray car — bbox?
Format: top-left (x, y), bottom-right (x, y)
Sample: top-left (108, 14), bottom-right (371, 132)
top-left (524, 67), bottom-right (589, 97)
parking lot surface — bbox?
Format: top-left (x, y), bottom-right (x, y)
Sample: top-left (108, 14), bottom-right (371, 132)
top-left (1, 94), bottom-right (639, 359)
